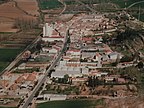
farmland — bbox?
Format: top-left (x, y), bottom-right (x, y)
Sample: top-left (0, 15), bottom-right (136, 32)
top-left (37, 99), bottom-right (104, 108)
top-left (0, 0), bottom-right (39, 32)
top-left (38, 0), bottom-right (63, 10)
top-left (0, 48), bottom-right (22, 72)
top-left (0, 29), bottom-right (41, 72)
top-left (13, 0), bottom-right (39, 16)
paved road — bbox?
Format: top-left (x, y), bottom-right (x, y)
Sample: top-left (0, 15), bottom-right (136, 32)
top-left (58, 0), bottom-right (67, 15)
top-left (20, 26), bottom-right (70, 108)
top-left (127, 0), bottom-right (144, 9)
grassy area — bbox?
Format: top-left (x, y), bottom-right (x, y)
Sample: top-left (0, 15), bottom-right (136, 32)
top-left (0, 32), bottom-right (14, 34)
top-left (129, 3), bottom-right (144, 21)
top-left (38, 0), bottom-right (63, 10)
top-left (0, 48), bottom-right (22, 72)
top-left (0, 107), bottom-right (17, 108)
top-left (0, 62), bottom-right (9, 73)
top-left (37, 99), bottom-right (104, 108)
top-left (109, 0), bottom-right (139, 8)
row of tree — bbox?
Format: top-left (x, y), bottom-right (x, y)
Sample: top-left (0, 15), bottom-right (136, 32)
top-left (14, 18), bottom-right (39, 30)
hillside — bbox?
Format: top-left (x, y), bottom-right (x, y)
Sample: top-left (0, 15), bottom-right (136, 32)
top-left (105, 96), bottom-right (144, 108)
top-left (115, 28), bottom-right (144, 54)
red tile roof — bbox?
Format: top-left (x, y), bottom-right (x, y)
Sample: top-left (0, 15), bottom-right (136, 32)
top-left (9, 83), bottom-right (18, 91)
top-left (26, 73), bottom-right (37, 81)
top-left (0, 80), bottom-right (9, 88)
top-left (82, 37), bottom-right (93, 41)
top-left (43, 36), bottom-right (64, 38)
top-left (67, 49), bottom-right (80, 52)
top-left (51, 30), bottom-right (59, 36)
top-left (15, 76), bottom-right (25, 84)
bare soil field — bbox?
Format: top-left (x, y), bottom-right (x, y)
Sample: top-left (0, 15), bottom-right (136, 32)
top-left (0, 23), bottom-right (18, 32)
top-left (14, 0), bottom-right (39, 16)
top-left (105, 96), bottom-right (144, 108)
top-left (0, 0), bottom-right (39, 32)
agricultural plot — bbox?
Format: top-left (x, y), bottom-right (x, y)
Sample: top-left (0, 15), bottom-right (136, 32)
top-left (0, 0), bottom-right (39, 32)
top-left (38, 0), bottom-right (63, 10)
top-left (37, 99), bottom-right (104, 108)
top-left (14, 0), bottom-right (39, 16)
top-left (0, 48), bottom-right (22, 72)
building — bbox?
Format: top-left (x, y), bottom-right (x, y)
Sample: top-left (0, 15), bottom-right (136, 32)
top-left (42, 36), bottom-right (64, 42)
top-left (42, 23), bottom-right (64, 42)
top-left (51, 66), bottom-right (82, 78)
top-left (37, 94), bottom-right (67, 101)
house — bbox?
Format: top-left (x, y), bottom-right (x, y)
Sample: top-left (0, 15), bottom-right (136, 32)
top-left (51, 71), bottom-right (66, 78)
top-left (9, 83), bottom-right (18, 91)
top-left (37, 94), bottom-right (67, 101)
top-left (50, 94), bottom-right (67, 101)
top-left (17, 63), bottom-right (26, 70)
top-left (81, 51), bottom-right (96, 59)
top-left (25, 62), bottom-right (48, 69)
top-left (15, 76), bottom-right (25, 84)
top-left (26, 72), bottom-right (37, 82)
top-left (105, 76), bottom-right (115, 82)
top-left (117, 78), bottom-right (126, 83)
top-left (96, 36), bottom-right (103, 42)
top-left (108, 52), bottom-right (122, 61)
top-left (66, 49), bottom-right (81, 57)
top-left (81, 68), bottom-right (89, 74)
top-left (51, 67), bottom-right (82, 78)
top-left (82, 37), bottom-right (93, 43)
top-left (15, 73), bottom-right (29, 84)
top-left (70, 78), bottom-right (88, 83)
top-left (0, 80), bottom-right (9, 88)
top-left (93, 52), bottom-right (101, 62)
top-left (42, 47), bottom-right (50, 52)
top-left (20, 81), bottom-right (35, 89)
top-left (42, 36), bottom-right (64, 42)
top-left (63, 56), bottom-right (71, 61)
top-left (22, 50), bottom-right (31, 60)
top-left (49, 48), bottom-right (58, 54)
top-left (81, 62), bottom-right (99, 68)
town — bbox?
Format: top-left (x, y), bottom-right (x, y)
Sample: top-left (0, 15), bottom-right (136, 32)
top-left (0, 0), bottom-right (144, 108)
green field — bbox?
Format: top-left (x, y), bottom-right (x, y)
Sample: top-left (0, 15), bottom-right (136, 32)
top-left (38, 0), bottom-right (63, 10)
top-left (37, 99), bottom-right (104, 108)
top-left (109, 0), bottom-right (139, 8)
top-left (0, 48), bottom-right (22, 72)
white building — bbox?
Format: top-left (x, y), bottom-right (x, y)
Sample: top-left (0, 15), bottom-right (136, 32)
top-left (37, 94), bottom-right (67, 101)
top-left (43, 23), bottom-right (53, 37)
top-left (49, 48), bottom-right (58, 54)
top-left (51, 66), bottom-right (82, 78)
top-left (42, 36), bottom-right (64, 42)
top-left (42, 23), bottom-right (64, 42)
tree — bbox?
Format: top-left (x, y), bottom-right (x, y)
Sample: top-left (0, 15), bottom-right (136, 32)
top-left (137, 61), bottom-right (143, 69)
top-left (36, 41), bottom-right (42, 50)
top-left (64, 74), bottom-right (69, 83)
top-left (14, 18), bottom-right (39, 30)
top-left (120, 55), bottom-right (133, 62)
